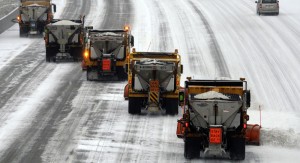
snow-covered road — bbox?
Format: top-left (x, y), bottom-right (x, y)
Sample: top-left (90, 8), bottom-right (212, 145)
top-left (0, 0), bottom-right (300, 162)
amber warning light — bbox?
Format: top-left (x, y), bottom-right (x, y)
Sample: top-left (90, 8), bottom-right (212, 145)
top-left (124, 25), bottom-right (130, 31)
top-left (84, 51), bottom-right (89, 58)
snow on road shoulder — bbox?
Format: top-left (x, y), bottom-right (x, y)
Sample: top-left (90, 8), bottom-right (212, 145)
top-left (84, 0), bottom-right (106, 28)
top-left (0, 0), bottom-right (66, 71)
top-left (0, 63), bottom-right (76, 155)
top-left (0, 25), bottom-right (35, 71)
top-left (52, 0), bottom-right (66, 19)
top-left (0, 0), bottom-right (18, 19)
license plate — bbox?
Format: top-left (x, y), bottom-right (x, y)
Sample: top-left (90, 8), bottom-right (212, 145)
top-left (209, 128), bottom-right (222, 144)
top-left (266, 5), bottom-right (274, 8)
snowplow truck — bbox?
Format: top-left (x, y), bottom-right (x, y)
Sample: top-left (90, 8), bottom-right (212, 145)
top-left (44, 19), bottom-right (84, 62)
top-left (17, 0), bottom-right (56, 36)
top-left (83, 26), bottom-right (134, 80)
top-left (124, 49), bottom-right (183, 115)
top-left (176, 78), bottom-right (257, 160)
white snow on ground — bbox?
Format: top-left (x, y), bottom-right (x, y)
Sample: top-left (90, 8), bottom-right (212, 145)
top-left (0, 0), bottom-right (300, 162)
top-left (0, 26), bottom-right (34, 70)
top-left (52, 0), bottom-right (66, 19)
top-left (0, 0), bottom-right (66, 156)
top-left (0, 63), bottom-right (76, 154)
top-left (0, 0), bottom-right (18, 19)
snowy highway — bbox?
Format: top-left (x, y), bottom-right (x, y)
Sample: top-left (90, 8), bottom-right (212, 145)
top-left (0, 0), bottom-right (300, 162)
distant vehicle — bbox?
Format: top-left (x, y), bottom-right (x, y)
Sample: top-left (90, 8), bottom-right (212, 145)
top-left (17, 0), bottom-right (56, 37)
top-left (44, 18), bottom-right (84, 62)
top-left (124, 49), bottom-right (183, 115)
top-left (255, 0), bottom-right (279, 15)
top-left (82, 26), bottom-right (134, 81)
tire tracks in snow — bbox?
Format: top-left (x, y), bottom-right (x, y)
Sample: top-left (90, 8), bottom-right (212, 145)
top-left (100, 0), bottom-right (134, 29)
top-left (0, 0), bottom-right (92, 162)
top-left (151, 0), bottom-right (173, 51)
top-left (188, 0), bottom-right (231, 78)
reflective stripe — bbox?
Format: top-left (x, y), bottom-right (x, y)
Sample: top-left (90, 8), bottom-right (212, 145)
top-left (149, 91), bottom-right (159, 104)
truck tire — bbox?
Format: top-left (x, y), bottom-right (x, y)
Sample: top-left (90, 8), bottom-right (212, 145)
top-left (117, 67), bottom-right (127, 80)
top-left (229, 136), bottom-right (245, 160)
top-left (19, 27), bottom-right (28, 37)
top-left (46, 47), bottom-right (52, 62)
top-left (165, 98), bottom-right (178, 115)
top-left (87, 68), bottom-right (97, 81)
top-left (184, 138), bottom-right (201, 159)
top-left (128, 97), bottom-right (141, 114)
top-left (71, 47), bottom-right (82, 62)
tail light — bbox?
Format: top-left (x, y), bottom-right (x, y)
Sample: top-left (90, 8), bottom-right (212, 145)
top-left (185, 122), bottom-right (189, 128)
top-left (243, 123), bottom-right (247, 129)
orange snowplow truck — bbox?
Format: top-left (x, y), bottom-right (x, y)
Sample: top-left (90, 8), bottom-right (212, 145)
top-left (124, 49), bottom-right (183, 115)
top-left (17, 0), bottom-right (56, 37)
top-left (82, 26), bottom-right (134, 81)
top-left (177, 78), bottom-right (260, 160)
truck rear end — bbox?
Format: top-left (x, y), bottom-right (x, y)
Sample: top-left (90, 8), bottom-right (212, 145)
top-left (125, 49), bottom-right (183, 115)
top-left (83, 27), bottom-right (134, 81)
top-left (17, 0), bottom-right (56, 36)
top-left (44, 19), bottom-right (84, 62)
top-left (177, 78), bottom-right (253, 160)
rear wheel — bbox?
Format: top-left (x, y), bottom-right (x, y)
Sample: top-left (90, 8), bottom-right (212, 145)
top-left (165, 98), bottom-right (178, 115)
top-left (128, 97), bottom-right (141, 114)
top-left (184, 137), bottom-right (201, 159)
top-left (87, 67), bottom-right (98, 81)
top-left (229, 135), bottom-right (245, 160)
top-left (71, 47), bottom-right (83, 62)
top-left (117, 66), bottom-right (127, 81)
top-left (46, 47), bottom-right (52, 62)
top-left (19, 27), bottom-right (28, 37)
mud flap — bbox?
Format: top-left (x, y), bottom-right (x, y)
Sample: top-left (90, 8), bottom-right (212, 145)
top-left (87, 68), bottom-right (98, 81)
top-left (184, 137), bottom-right (202, 159)
top-left (229, 136), bottom-right (245, 160)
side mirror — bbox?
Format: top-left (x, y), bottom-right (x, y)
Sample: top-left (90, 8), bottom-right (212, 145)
top-left (180, 64), bottom-right (183, 74)
top-left (124, 64), bottom-right (129, 73)
top-left (11, 18), bottom-right (18, 23)
top-left (179, 91), bottom-right (185, 106)
top-left (245, 90), bottom-right (251, 107)
top-left (255, 1), bottom-right (258, 3)
top-left (52, 4), bottom-right (56, 13)
top-left (130, 35), bottom-right (134, 47)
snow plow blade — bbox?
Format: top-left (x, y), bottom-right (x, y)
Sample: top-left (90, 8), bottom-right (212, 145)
top-left (245, 124), bottom-right (261, 145)
top-left (124, 84), bottom-right (129, 100)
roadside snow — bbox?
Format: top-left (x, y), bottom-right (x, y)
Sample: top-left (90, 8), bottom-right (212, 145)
top-left (0, 0), bottom-right (18, 19)
top-left (0, 26), bottom-right (35, 71)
